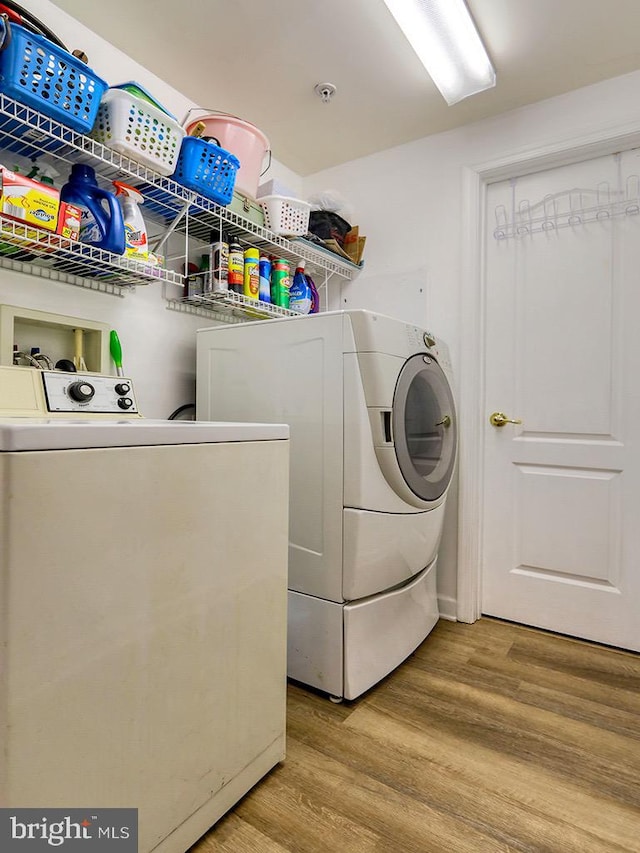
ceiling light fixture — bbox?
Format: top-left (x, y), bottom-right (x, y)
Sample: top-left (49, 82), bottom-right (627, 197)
top-left (381, 0), bottom-right (495, 105)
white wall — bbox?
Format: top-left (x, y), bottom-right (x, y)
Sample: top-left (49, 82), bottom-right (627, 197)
top-left (303, 68), bottom-right (640, 611)
top-left (2, 0), bottom-right (301, 418)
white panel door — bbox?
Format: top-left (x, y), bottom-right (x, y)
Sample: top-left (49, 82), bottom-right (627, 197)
top-left (482, 151), bottom-right (640, 651)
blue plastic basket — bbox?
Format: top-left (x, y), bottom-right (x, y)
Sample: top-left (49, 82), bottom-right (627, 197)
top-left (0, 22), bottom-right (107, 133)
top-left (172, 136), bottom-right (239, 206)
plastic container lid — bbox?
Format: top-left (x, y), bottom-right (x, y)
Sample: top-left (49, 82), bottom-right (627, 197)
top-left (111, 81), bottom-right (177, 120)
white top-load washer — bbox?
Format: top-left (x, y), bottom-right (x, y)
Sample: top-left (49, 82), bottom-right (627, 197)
top-left (0, 365), bottom-right (289, 853)
top-left (197, 310), bottom-right (457, 700)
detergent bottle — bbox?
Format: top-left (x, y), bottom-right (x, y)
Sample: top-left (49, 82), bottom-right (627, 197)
top-left (306, 273), bottom-right (320, 313)
top-left (60, 164), bottom-right (125, 255)
top-left (113, 181), bottom-right (149, 261)
top-left (289, 260), bottom-right (313, 314)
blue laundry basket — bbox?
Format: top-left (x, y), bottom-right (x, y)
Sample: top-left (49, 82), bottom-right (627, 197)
top-left (172, 136), bottom-right (240, 206)
top-left (0, 21), bottom-right (107, 133)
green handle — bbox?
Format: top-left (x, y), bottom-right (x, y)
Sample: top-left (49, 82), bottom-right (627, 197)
top-left (110, 330), bottom-right (124, 376)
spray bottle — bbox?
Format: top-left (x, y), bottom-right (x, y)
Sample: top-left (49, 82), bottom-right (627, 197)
top-left (36, 161), bottom-right (60, 187)
top-left (113, 181), bottom-right (149, 261)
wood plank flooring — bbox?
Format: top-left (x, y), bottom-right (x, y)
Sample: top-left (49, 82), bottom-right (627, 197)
top-left (190, 618), bottom-right (640, 853)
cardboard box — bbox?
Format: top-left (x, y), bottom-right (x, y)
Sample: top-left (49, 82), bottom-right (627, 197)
top-left (56, 201), bottom-right (81, 241)
top-left (344, 226), bottom-right (366, 265)
top-left (0, 171), bottom-right (81, 259)
top-left (0, 167), bottom-right (60, 232)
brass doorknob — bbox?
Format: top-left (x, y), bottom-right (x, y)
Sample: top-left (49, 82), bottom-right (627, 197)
top-left (490, 411), bottom-right (522, 428)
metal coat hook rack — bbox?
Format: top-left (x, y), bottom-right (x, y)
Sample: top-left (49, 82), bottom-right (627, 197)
top-left (493, 176), bottom-right (640, 240)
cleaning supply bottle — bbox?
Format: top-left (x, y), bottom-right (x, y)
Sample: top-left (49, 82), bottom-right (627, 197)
top-left (228, 238), bottom-right (244, 294)
top-left (198, 251), bottom-right (210, 294)
top-left (210, 231), bottom-right (229, 292)
top-left (37, 161), bottom-right (60, 187)
top-left (289, 260), bottom-right (312, 314)
top-left (270, 258), bottom-right (290, 308)
top-left (60, 164), bottom-right (125, 255)
top-left (306, 273), bottom-right (320, 313)
top-left (243, 247), bottom-right (259, 300)
top-left (113, 181), bottom-right (148, 261)
top-left (258, 254), bottom-right (271, 303)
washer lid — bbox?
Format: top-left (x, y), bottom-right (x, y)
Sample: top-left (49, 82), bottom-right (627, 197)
top-left (0, 419), bottom-right (289, 451)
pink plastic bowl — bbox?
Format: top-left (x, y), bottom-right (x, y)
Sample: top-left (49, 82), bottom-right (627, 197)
top-left (185, 113), bottom-right (270, 200)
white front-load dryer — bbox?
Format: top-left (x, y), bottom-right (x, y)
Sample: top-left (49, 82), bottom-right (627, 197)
top-left (342, 310), bottom-right (457, 601)
top-left (196, 310), bottom-right (457, 700)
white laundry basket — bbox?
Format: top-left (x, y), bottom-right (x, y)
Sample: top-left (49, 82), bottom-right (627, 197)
top-left (259, 195), bottom-right (311, 236)
top-left (90, 89), bottom-right (185, 176)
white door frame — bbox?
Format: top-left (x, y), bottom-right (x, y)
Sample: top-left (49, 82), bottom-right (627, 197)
top-left (456, 118), bottom-right (640, 623)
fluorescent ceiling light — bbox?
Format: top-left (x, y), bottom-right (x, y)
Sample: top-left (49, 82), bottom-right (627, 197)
top-left (382, 0), bottom-right (496, 105)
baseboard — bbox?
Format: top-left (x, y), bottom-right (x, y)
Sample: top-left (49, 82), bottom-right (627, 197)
top-left (438, 595), bottom-right (457, 621)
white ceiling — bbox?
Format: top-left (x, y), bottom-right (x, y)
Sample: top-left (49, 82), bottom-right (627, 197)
top-left (53, 0), bottom-right (640, 175)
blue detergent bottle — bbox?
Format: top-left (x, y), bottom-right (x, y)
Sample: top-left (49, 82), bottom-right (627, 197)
top-left (60, 164), bottom-right (126, 255)
top-left (289, 260), bottom-right (313, 314)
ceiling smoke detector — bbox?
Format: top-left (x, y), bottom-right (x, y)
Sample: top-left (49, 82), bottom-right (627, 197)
top-left (314, 83), bottom-right (337, 104)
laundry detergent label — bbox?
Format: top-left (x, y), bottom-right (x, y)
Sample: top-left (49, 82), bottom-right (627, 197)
top-left (78, 204), bottom-right (103, 244)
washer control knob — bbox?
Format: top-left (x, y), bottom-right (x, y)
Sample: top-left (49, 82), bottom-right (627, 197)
top-left (117, 397), bottom-right (134, 410)
top-left (115, 382), bottom-right (131, 395)
top-left (68, 381), bottom-right (95, 402)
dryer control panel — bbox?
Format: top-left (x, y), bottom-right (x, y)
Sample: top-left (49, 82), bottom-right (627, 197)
top-left (404, 325), bottom-right (429, 353)
top-left (42, 371), bottom-right (139, 414)
top-left (404, 325), bottom-right (442, 359)
top-left (417, 328), bottom-right (452, 374)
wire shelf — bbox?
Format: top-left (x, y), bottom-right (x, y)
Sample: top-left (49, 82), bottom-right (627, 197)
top-left (0, 93), bottom-right (357, 282)
top-left (0, 214), bottom-right (184, 290)
top-left (167, 290), bottom-right (303, 322)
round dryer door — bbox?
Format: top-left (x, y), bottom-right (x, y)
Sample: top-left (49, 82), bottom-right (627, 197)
top-left (392, 353), bottom-right (457, 503)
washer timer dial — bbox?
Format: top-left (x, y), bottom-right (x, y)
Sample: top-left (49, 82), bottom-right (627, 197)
top-left (67, 381), bottom-right (95, 403)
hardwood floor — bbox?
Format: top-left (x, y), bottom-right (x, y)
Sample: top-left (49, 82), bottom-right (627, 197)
top-left (191, 618), bottom-right (640, 852)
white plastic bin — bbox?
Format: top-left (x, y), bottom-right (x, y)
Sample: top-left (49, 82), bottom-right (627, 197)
top-left (260, 195), bottom-right (311, 237)
top-left (91, 90), bottom-right (185, 176)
